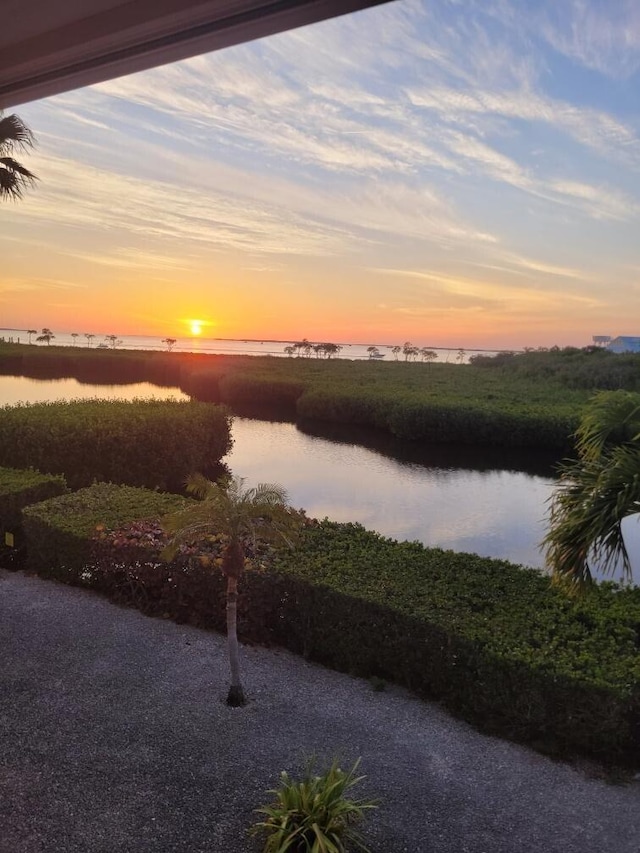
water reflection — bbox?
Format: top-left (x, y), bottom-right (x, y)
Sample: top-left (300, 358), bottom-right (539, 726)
top-left (227, 418), bottom-right (555, 570)
top-left (298, 419), bottom-right (559, 478)
top-left (0, 376), bottom-right (188, 406)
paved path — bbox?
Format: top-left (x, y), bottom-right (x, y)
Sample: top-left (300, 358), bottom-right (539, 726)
top-left (1, 569), bottom-right (639, 853)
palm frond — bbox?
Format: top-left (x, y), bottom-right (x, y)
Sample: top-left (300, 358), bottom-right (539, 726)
top-left (544, 445), bottom-right (640, 591)
top-left (162, 473), bottom-right (299, 565)
top-left (575, 390), bottom-right (640, 462)
top-left (0, 157), bottom-right (37, 199)
top-left (0, 113), bottom-right (35, 152)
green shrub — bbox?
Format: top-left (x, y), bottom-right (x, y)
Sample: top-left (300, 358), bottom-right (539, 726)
top-left (251, 758), bottom-right (377, 853)
top-left (22, 483), bottom-right (190, 581)
top-left (0, 466), bottom-right (68, 536)
top-left (268, 523), bottom-right (640, 764)
top-left (0, 399), bottom-right (232, 490)
top-left (0, 466), bottom-right (68, 566)
top-left (219, 374), bottom-right (305, 409)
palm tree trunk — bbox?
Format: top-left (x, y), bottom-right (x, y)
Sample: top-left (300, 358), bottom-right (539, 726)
top-left (225, 575), bottom-right (245, 706)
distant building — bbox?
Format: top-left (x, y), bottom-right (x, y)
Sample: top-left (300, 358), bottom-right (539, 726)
top-left (592, 335), bottom-right (611, 347)
top-left (607, 336), bottom-right (640, 354)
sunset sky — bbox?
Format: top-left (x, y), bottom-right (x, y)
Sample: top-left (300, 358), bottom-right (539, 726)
top-left (3, 0), bottom-right (640, 349)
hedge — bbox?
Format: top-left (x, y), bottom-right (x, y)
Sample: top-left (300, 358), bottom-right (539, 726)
top-left (22, 483), bottom-right (191, 581)
top-left (38, 513), bottom-right (640, 767)
top-left (0, 466), bottom-right (68, 567)
top-left (0, 399), bottom-right (232, 490)
top-left (268, 524), bottom-right (640, 763)
top-left (296, 389), bottom-right (577, 448)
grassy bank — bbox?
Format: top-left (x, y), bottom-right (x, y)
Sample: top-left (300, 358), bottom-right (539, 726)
top-left (2, 342), bottom-right (632, 449)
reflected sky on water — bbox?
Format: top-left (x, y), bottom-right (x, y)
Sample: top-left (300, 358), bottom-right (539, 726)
top-left (0, 376), bottom-right (188, 406)
top-left (227, 417), bottom-right (554, 570)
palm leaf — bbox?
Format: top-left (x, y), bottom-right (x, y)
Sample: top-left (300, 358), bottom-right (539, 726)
top-left (544, 405), bottom-right (640, 592)
top-left (162, 474), bottom-right (299, 563)
top-left (0, 113), bottom-right (35, 152)
top-left (575, 390), bottom-right (640, 462)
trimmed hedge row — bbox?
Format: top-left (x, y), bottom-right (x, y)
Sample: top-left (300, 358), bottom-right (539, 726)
top-left (0, 466), bottom-right (68, 566)
top-left (268, 524), bottom-right (640, 763)
top-left (0, 399), bottom-right (232, 490)
top-left (22, 483), bottom-right (191, 581)
top-left (27, 499), bottom-right (640, 766)
top-left (0, 466), bottom-right (68, 535)
top-left (297, 389), bottom-right (577, 448)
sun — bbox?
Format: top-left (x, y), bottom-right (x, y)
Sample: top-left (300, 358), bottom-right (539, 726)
top-left (190, 320), bottom-right (203, 336)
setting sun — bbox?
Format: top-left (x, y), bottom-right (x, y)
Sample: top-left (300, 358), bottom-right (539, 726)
top-left (190, 320), bottom-right (203, 336)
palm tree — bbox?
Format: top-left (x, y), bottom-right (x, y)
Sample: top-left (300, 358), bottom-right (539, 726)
top-left (163, 474), bottom-right (300, 706)
top-left (105, 334), bottom-right (119, 349)
top-left (36, 327), bottom-right (54, 346)
top-left (543, 390), bottom-right (640, 592)
top-left (71, 333), bottom-right (79, 346)
top-left (84, 333), bottom-right (95, 347)
top-left (26, 329), bottom-right (37, 345)
top-left (0, 112), bottom-right (37, 200)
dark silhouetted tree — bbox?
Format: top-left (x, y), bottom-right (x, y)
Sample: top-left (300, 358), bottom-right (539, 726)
top-left (36, 328), bottom-right (54, 345)
top-left (0, 112), bottom-right (37, 201)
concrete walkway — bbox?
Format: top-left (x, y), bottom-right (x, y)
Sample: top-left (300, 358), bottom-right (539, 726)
top-left (1, 569), bottom-right (639, 853)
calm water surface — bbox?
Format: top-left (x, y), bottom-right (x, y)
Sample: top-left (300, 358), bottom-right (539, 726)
top-left (1, 375), bottom-right (638, 581)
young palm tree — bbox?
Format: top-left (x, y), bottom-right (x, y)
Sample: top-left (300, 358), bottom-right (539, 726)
top-left (543, 390), bottom-right (640, 592)
top-left (0, 112), bottom-right (37, 200)
top-left (163, 474), bottom-right (300, 706)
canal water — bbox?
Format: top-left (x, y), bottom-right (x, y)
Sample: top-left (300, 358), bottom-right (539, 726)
top-left (1, 375), bottom-right (637, 582)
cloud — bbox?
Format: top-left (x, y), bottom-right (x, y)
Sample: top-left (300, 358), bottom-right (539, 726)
top-left (0, 277), bottom-right (87, 295)
top-left (369, 266), bottom-right (603, 317)
top-left (10, 153), bottom-right (353, 259)
top-left (406, 85), bottom-right (640, 169)
top-left (535, 0), bottom-right (640, 79)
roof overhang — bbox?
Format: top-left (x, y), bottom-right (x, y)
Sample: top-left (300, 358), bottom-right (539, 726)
top-left (0, 0), bottom-right (392, 109)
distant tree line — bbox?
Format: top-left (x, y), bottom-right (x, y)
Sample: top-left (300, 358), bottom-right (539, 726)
top-left (469, 345), bottom-right (640, 391)
top-left (284, 339), bottom-right (342, 358)
top-left (27, 329), bottom-right (126, 350)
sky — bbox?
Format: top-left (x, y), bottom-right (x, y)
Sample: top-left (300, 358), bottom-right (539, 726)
top-left (2, 0), bottom-right (640, 349)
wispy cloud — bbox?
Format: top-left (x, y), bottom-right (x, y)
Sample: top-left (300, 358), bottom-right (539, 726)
top-left (0, 277), bottom-right (87, 295)
top-left (535, 0), bottom-right (640, 79)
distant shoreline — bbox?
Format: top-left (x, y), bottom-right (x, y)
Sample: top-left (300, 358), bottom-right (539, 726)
top-left (0, 329), bottom-right (517, 354)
